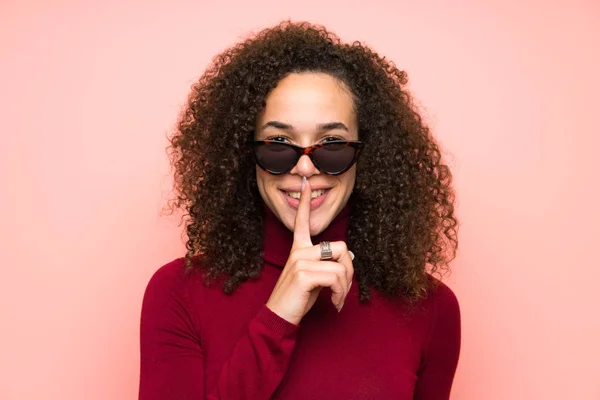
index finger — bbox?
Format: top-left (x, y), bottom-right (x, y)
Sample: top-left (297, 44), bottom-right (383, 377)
top-left (293, 176), bottom-right (313, 248)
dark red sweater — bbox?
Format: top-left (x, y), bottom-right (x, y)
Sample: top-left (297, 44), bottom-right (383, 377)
top-left (139, 205), bottom-right (461, 399)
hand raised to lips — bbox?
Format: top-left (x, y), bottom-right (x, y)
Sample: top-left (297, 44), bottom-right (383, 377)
top-left (266, 177), bottom-right (355, 325)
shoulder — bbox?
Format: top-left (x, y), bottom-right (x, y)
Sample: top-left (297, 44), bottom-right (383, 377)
top-left (144, 257), bottom-right (188, 293)
top-left (140, 258), bottom-right (204, 348)
top-left (424, 275), bottom-right (461, 338)
top-left (427, 276), bottom-right (460, 313)
top-left (142, 257), bottom-right (201, 309)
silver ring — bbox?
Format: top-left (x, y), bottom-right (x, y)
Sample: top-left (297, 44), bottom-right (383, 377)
top-left (320, 241), bottom-right (333, 260)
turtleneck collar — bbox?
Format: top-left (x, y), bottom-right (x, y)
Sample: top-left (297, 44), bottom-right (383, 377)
top-left (262, 203), bottom-right (352, 268)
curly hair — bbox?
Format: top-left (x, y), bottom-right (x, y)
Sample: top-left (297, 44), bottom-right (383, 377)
top-left (166, 21), bottom-right (458, 303)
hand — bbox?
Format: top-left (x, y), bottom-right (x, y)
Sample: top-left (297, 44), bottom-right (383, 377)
top-left (266, 177), bottom-right (354, 325)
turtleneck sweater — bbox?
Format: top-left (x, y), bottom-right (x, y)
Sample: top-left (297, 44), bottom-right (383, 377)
top-left (139, 205), bottom-right (461, 399)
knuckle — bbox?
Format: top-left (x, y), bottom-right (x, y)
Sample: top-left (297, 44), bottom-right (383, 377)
top-left (294, 259), bottom-right (308, 269)
top-left (293, 269), bottom-right (308, 283)
top-left (335, 264), bottom-right (346, 275)
top-left (289, 248), bottom-right (301, 261)
top-left (335, 241), bottom-right (348, 253)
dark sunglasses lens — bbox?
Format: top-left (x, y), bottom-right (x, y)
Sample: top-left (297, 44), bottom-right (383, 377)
top-left (313, 143), bottom-right (357, 174)
top-left (255, 142), bottom-right (297, 173)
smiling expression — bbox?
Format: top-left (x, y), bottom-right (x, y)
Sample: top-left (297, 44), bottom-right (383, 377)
top-left (255, 72), bottom-right (358, 236)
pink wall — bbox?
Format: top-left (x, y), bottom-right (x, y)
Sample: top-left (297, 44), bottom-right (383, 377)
top-left (1, 1), bottom-right (599, 398)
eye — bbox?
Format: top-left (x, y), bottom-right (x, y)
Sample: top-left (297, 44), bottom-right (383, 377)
top-left (322, 135), bottom-right (346, 143)
top-left (265, 135), bottom-right (292, 143)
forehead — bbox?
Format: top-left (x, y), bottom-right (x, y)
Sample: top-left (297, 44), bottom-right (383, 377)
top-left (258, 73), bottom-right (357, 132)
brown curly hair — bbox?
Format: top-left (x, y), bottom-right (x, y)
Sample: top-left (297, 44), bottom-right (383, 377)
top-left (166, 21), bottom-right (458, 303)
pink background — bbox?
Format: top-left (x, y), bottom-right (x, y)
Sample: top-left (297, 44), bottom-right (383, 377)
top-left (1, 0), bottom-right (599, 399)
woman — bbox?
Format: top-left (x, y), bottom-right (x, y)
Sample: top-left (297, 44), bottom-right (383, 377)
top-left (139, 21), bottom-right (460, 400)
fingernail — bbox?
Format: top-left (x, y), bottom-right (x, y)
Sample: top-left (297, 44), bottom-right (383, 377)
top-left (301, 176), bottom-right (306, 191)
top-left (349, 250), bottom-right (354, 261)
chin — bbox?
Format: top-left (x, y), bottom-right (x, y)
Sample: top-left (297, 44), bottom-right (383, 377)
top-left (309, 225), bottom-right (328, 237)
top-left (274, 202), bottom-right (332, 236)
top-left (305, 207), bottom-right (337, 236)
top-left (308, 214), bottom-right (332, 236)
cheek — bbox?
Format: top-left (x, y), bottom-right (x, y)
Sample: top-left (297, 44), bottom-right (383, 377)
top-left (341, 168), bottom-right (357, 192)
top-left (256, 167), bottom-right (276, 202)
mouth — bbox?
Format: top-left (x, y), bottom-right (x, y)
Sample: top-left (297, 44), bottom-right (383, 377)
top-left (279, 188), bottom-right (331, 210)
top-left (283, 188), bottom-right (329, 199)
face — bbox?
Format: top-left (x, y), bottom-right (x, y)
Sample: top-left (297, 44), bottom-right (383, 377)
top-left (255, 72), bottom-right (358, 236)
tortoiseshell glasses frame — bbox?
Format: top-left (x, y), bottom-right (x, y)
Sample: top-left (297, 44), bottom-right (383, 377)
top-left (249, 140), bottom-right (364, 175)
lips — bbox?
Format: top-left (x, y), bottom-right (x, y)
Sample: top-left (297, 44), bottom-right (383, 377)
top-left (284, 188), bottom-right (328, 199)
top-left (279, 188), bottom-right (331, 210)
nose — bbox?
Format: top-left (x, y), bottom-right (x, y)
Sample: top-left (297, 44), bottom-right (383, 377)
top-left (289, 154), bottom-right (320, 177)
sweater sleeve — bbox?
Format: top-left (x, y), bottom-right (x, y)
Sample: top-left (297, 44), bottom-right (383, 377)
top-left (138, 263), bottom-right (299, 400)
top-left (413, 283), bottom-right (462, 400)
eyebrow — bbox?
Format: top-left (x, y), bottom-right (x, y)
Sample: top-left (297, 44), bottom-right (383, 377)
top-left (260, 121), bottom-right (349, 133)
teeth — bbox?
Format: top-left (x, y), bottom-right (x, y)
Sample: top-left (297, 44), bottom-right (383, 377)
top-left (286, 189), bottom-right (327, 199)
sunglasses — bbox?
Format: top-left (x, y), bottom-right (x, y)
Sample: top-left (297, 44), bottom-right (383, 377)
top-left (249, 140), bottom-right (364, 175)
